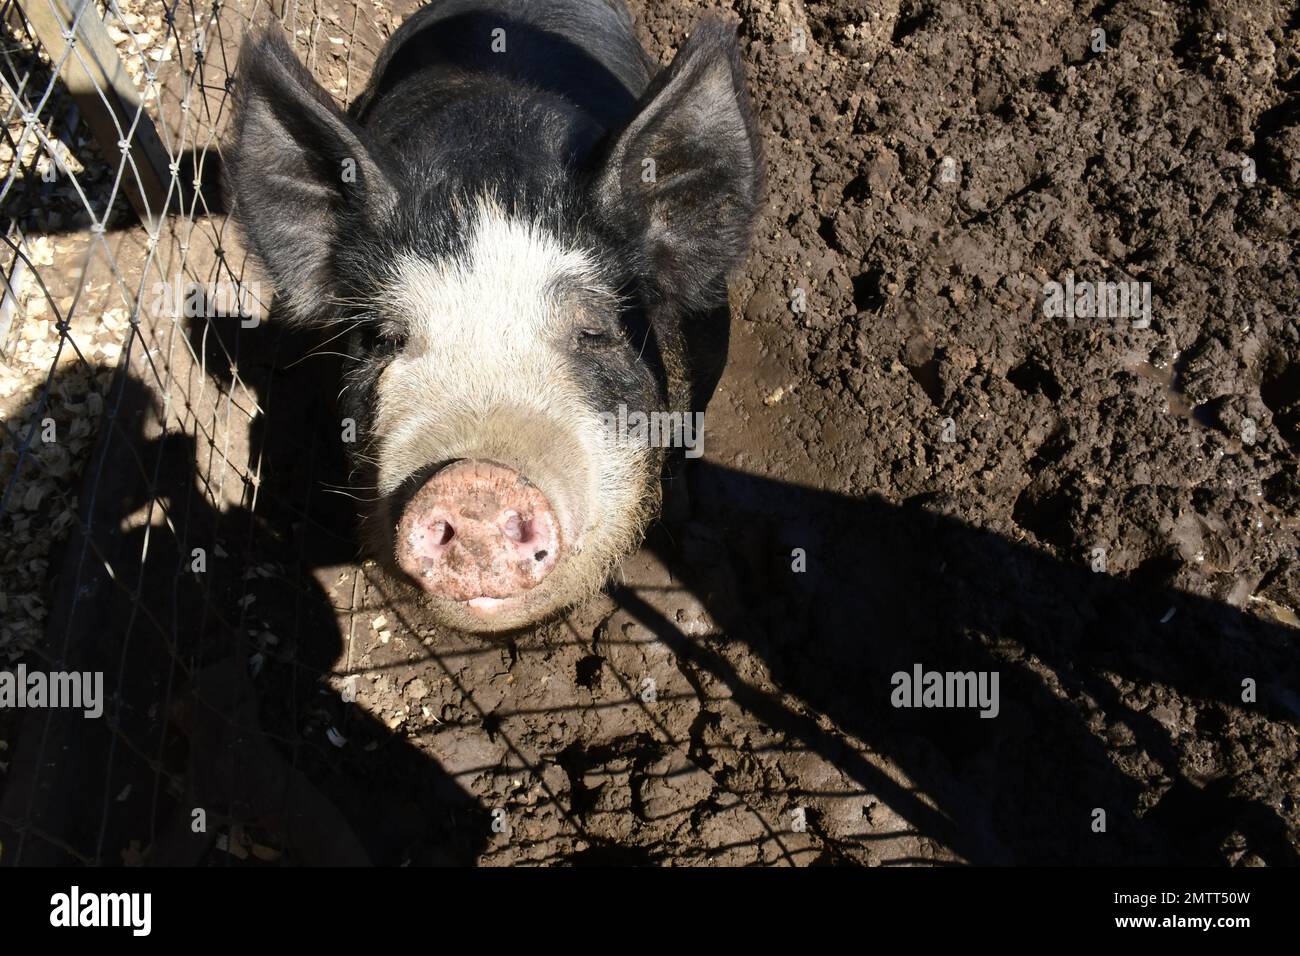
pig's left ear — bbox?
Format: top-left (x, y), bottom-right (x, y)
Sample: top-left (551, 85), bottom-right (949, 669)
top-left (594, 20), bottom-right (762, 312)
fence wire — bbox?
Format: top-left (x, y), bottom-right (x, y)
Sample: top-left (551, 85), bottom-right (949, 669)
top-left (0, 0), bottom-right (454, 867)
top-left (0, 0), bottom-right (848, 867)
top-left (4, 0), bottom-right (1295, 871)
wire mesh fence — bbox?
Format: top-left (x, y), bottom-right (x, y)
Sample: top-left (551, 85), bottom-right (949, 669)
top-left (0, 0), bottom-right (489, 866)
top-left (0, 0), bottom-right (856, 866)
top-left (1, 0), bottom-right (259, 662)
top-left (5, 0), bottom-right (1294, 870)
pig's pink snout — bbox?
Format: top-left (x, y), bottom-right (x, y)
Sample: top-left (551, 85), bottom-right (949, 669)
top-left (396, 459), bottom-right (562, 607)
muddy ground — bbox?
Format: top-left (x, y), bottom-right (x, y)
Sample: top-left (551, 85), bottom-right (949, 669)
top-left (2, 0), bottom-right (1298, 866)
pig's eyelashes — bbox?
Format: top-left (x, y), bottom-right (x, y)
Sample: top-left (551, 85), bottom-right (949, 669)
top-left (362, 324), bottom-right (406, 352)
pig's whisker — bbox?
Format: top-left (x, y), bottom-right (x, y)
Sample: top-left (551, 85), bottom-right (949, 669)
top-left (321, 479), bottom-right (378, 490)
top-left (320, 486), bottom-right (384, 502)
top-left (282, 321), bottom-right (367, 369)
top-left (283, 350), bottom-right (364, 369)
top-left (311, 317), bottom-right (367, 352)
top-left (321, 293), bottom-right (377, 308)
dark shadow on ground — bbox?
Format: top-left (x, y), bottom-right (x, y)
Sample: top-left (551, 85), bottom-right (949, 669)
top-left (0, 316), bottom-right (483, 865)
top-left (615, 461), bottom-right (1300, 865)
top-left (4, 320), bottom-right (1295, 866)
top-left (6, 346), bottom-right (1295, 864)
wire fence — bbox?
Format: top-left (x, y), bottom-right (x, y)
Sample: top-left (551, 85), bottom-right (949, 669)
top-left (0, 0), bottom-right (857, 866)
top-left (0, 0), bottom-right (463, 866)
top-left (1, 0), bottom-right (260, 662)
top-left (2, 0), bottom-right (1297, 870)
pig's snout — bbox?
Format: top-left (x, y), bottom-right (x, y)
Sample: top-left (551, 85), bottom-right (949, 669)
top-left (396, 459), bottom-right (562, 610)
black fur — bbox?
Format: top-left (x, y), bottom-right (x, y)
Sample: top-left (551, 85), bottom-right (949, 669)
top-left (225, 0), bottom-right (763, 568)
top-left (225, 0), bottom-right (761, 348)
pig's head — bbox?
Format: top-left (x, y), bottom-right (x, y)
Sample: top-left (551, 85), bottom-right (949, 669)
top-left (225, 21), bottom-right (761, 631)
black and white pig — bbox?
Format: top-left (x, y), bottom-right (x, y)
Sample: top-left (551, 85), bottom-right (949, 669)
top-left (225, 0), bottom-right (762, 632)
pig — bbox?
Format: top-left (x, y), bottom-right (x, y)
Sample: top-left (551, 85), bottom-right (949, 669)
top-left (224, 0), bottom-right (762, 632)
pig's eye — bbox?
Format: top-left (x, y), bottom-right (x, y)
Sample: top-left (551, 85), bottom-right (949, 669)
top-left (368, 324), bottom-right (405, 351)
top-left (576, 328), bottom-right (611, 345)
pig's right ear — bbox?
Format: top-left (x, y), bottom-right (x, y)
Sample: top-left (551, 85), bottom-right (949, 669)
top-left (225, 32), bottom-right (395, 324)
top-left (594, 20), bottom-right (762, 314)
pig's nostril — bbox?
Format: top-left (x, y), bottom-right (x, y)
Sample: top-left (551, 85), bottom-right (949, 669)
top-left (431, 519), bottom-right (454, 545)
top-left (500, 510), bottom-right (532, 543)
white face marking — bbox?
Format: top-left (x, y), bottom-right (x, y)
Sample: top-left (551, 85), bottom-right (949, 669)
top-left (370, 196), bottom-right (655, 606)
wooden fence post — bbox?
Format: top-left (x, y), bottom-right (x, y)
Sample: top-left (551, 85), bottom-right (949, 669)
top-left (18, 0), bottom-right (173, 227)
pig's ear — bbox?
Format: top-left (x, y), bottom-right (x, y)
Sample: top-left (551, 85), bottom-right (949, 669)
top-left (225, 32), bottom-right (395, 324)
top-left (594, 20), bottom-right (762, 312)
